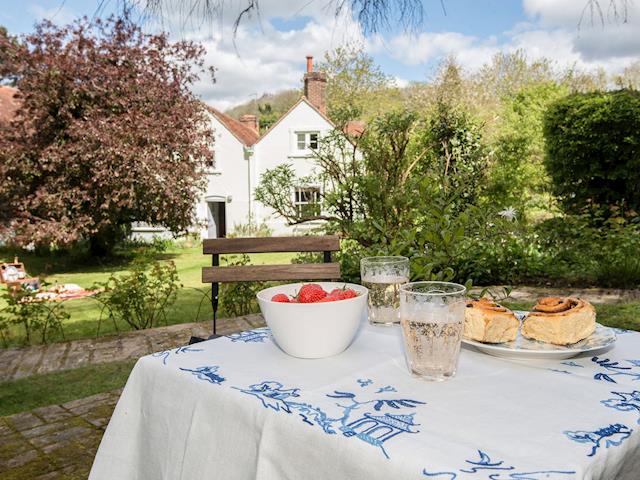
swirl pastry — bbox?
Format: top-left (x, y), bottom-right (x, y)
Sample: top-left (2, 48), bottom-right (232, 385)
top-left (464, 298), bottom-right (519, 343)
top-left (522, 297), bottom-right (596, 345)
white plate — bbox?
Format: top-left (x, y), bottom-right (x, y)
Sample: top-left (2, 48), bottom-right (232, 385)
top-left (462, 312), bottom-right (617, 360)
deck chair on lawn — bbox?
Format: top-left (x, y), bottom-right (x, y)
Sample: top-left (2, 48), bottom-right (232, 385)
top-left (0, 257), bottom-right (40, 295)
top-left (190, 235), bottom-right (341, 344)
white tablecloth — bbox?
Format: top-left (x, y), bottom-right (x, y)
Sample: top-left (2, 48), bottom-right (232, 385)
top-left (90, 321), bottom-right (640, 480)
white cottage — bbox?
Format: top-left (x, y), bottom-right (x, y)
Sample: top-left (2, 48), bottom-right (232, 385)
top-left (194, 56), bottom-right (335, 238)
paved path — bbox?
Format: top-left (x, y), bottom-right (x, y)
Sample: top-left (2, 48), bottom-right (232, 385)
top-left (472, 286), bottom-right (640, 304)
top-left (0, 314), bottom-right (265, 382)
top-left (0, 390), bottom-right (121, 480)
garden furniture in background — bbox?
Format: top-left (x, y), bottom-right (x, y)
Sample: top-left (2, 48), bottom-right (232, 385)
top-left (0, 256), bottom-right (40, 293)
top-left (195, 235), bottom-right (340, 341)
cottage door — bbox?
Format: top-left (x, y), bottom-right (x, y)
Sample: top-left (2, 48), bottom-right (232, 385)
top-left (207, 201), bottom-right (227, 239)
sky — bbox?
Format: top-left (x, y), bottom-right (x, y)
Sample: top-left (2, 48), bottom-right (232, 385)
top-left (1, 0), bottom-right (639, 110)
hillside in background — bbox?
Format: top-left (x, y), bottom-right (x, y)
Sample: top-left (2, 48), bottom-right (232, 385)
top-left (226, 89), bottom-right (301, 133)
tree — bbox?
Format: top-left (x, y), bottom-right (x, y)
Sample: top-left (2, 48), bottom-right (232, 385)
top-left (543, 89), bottom-right (640, 216)
top-left (485, 82), bottom-right (568, 215)
top-left (319, 44), bottom-right (396, 124)
top-left (0, 15), bottom-right (213, 255)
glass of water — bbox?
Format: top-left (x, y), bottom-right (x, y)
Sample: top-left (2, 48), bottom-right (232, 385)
top-left (360, 256), bottom-right (410, 326)
top-left (399, 281), bottom-right (467, 381)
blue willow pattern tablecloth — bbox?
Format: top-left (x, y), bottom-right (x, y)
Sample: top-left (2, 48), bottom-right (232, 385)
top-left (89, 323), bottom-right (640, 480)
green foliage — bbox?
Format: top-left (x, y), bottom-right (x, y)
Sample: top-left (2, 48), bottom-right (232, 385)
top-left (225, 90), bottom-right (300, 132)
top-left (486, 82), bottom-right (567, 214)
top-left (218, 255), bottom-right (265, 317)
top-left (256, 104), bottom-right (491, 285)
top-left (229, 214), bottom-right (273, 238)
top-left (543, 89), bottom-right (640, 216)
top-left (319, 44), bottom-right (397, 124)
top-left (0, 286), bottom-right (69, 346)
top-left (96, 260), bottom-right (181, 330)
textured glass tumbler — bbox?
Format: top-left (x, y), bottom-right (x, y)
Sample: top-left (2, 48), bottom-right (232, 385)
top-left (360, 256), bottom-right (410, 326)
top-left (399, 282), bottom-right (467, 381)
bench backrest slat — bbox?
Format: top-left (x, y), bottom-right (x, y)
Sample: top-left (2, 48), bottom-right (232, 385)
top-left (202, 235), bottom-right (340, 255)
top-left (202, 263), bottom-right (341, 283)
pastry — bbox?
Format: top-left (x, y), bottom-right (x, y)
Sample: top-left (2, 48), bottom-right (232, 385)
top-left (522, 297), bottom-right (596, 345)
top-left (464, 298), bottom-right (519, 343)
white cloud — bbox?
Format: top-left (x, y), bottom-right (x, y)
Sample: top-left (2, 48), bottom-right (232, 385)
top-left (180, 6), bottom-right (364, 110)
top-left (372, 0), bottom-right (639, 77)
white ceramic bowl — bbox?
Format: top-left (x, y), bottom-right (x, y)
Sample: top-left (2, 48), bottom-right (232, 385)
top-left (256, 282), bottom-right (368, 359)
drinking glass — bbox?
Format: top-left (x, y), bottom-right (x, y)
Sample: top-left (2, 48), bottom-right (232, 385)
top-left (360, 256), bottom-right (410, 326)
top-left (399, 281), bottom-right (467, 381)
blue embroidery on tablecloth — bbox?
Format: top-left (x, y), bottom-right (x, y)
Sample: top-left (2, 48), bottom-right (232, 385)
top-left (357, 379), bottom-right (373, 387)
top-left (179, 365), bottom-right (226, 384)
top-left (422, 450), bottom-right (575, 479)
top-left (152, 346), bottom-right (203, 365)
top-left (375, 386), bottom-right (397, 393)
top-left (548, 369), bottom-right (573, 375)
top-left (225, 327), bottom-right (270, 343)
top-left (592, 357), bottom-right (640, 383)
top-left (234, 381), bottom-right (424, 458)
top-left (601, 391), bottom-right (640, 424)
top-left (564, 423), bottom-right (632, 456)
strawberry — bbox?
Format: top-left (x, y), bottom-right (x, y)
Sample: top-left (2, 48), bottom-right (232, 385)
top-left (297, 283), bottom-right (328, 303)
top-left (317, 296), bottom-right (338, 302)
top-left (340, 288), bottom-right (358, 300)
top-left (328, 287), bottom-right (358, 300)
top-left (271, 293), bottom-right (290, 303)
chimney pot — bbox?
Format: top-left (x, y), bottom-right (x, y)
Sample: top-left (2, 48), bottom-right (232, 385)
top-left (303, 56), bottom-right (327, 115)
top-left (239, 114), bottom-right (259, 134)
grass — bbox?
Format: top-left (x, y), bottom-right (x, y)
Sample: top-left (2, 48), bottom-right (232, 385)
top-left (0, 243), bottom-right (294, 347)
top-left (0, 359), bottom-right (136, 416)
top-left (502, 301), bottom-right (640, 332)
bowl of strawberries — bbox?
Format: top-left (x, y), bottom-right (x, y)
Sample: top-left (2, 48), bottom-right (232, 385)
top-left (256, 282), bottom-right (368, 359)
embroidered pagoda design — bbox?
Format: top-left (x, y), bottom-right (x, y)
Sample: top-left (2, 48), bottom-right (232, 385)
top-left (341, 412), bottom-right (419, 457)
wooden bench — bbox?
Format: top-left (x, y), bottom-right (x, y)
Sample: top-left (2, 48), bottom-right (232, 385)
top-left (196, 235), bottom-right (341, 341)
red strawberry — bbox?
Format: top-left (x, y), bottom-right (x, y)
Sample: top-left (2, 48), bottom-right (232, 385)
top-left (340, 288), bottom-right (358, 300)
top-left (297, 283), bottom-right (328, 303)
top-left (317, 296), bottom-right (338, 302)
top-left (271, 293), bottom-right (290, 303)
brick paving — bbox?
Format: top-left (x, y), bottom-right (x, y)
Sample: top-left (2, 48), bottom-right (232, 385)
top-left (0, 314), bottom-right (265, 382)
top-left (472, 286), bottom-right (640, 304)
top-left (0, 390), bottom-right (121, 480)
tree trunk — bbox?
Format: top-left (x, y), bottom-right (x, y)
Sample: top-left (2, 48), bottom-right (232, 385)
top-left (89, 225), bottom-right (124, 257)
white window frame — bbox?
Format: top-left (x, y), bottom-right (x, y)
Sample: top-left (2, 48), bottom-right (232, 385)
top-left (292, 130), bottom-right (320, 155)
top-left (293, 185), bottom-right (322, 217)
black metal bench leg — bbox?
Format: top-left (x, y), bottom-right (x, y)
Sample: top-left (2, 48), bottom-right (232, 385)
top-left (208, 280), bottom-right (221, 339)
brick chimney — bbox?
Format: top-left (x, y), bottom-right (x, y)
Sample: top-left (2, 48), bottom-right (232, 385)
top-left (303, 55), bottom-right (327, 115)
top-left (239, 114), bottom-right (259, 134)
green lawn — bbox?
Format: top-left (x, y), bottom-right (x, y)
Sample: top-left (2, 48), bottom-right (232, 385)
top-left (0, 244), bottom-right (294, 347)
top-left (0, 359), bottom-right (136, 416)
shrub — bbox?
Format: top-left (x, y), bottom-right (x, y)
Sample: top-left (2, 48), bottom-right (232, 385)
top-left (218, 255), bottom-right (266, 317)
top-left (543, 89), bottom-right (640, 216)
top-left (0, 286), bottom-right (69, 346)
top-left (229, 215), bottom-right (273, 238)
top-left (96, 260), bottom-right (181, 330)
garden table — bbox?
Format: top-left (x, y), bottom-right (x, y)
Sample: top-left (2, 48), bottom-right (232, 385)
top-left (89, 321), bottom-right (640, 479)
